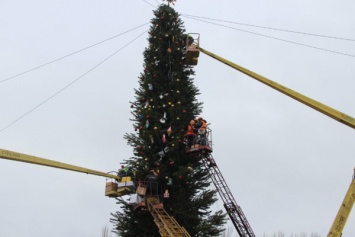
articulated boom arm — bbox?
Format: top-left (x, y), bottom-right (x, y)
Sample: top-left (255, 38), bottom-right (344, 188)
top-left (0, 148), bottom-right (118, 179)
top-left (328, 170), bottom-right (355, 237)
top-left (199, 47), bottom-right (355, 129)
top-left (196, 48), bottom-right (355, 235)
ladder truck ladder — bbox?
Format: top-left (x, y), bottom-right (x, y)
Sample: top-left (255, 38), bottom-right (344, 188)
top-left (202, 153), bottom-right (255, 237)
top-left (147, 199), bottom-right (191, 237)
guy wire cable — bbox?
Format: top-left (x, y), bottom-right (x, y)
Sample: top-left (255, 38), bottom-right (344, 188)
top-left (0, 30), bottom-right (148, 133)
top-left (182, 14), bottom-right (355, 42)
top-left (183, 15), bottom-right (355, 58)
top-left (0, 23), bottom-right (149, 84)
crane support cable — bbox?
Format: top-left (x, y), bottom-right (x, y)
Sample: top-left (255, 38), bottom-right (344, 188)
top-left (199, 47), bottom-right (355, 129)
top-left (0, 22), bottom-right (149, 84)
top-left (0, 148), bottom-right (118, 179)
top-left (182, 14), bottom-right (355, 42)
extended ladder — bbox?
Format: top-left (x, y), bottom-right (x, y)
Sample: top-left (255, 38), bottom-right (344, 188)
top-left (201, 152), bottom-right (255, 237)
top-left (147, 198), bottom-right (191, 237)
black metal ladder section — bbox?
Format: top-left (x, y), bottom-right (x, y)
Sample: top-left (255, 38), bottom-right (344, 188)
top-left (201, 153), bottom-right (255, 237)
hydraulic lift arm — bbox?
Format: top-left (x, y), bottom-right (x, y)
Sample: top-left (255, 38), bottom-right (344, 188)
top-left (199, 47), bottom-right (355, 129)
top-left (0, 148), bottom-right (118, 179)
top-left (1, 148), bottom-right (192, 236)
top-left (327, 170), bottom-right (355, 237)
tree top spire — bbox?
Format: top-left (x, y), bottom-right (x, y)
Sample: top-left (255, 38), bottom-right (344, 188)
top-left (163, 0), bottom-right (177, 6)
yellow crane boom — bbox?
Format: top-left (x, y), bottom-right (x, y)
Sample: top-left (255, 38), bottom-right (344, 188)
top-left (327, 169), bottom-right (355, 237)
top-left (199, 47), bottom-right (355, 129)
top-left (194, 47), bottom-right (355, 235)
top-left (0, 148), bottom-right (118, 179)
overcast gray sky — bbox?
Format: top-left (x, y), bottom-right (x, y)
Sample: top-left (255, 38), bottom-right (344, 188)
top-left (1, 0), bottom-right (354, 236)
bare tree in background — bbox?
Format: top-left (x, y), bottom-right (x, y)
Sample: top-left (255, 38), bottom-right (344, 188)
top-left (102, 225), bottom-right (111, 237)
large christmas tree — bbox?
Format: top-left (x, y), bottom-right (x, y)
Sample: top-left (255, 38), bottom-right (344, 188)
top-left (111, 3), bottom-right (226, 237)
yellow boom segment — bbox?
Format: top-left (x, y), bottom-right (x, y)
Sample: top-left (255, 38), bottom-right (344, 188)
top-left (199, 47), bottom-right (355, 129)
top-left (0, 148), bottom-right (118, 179)
top-left (327, 170), bottom-right (355, 237)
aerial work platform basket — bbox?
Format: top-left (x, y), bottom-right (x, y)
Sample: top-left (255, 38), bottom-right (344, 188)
top-left (131, 179), bottom-right (163, 211)
top-left (185, 128), bottom-right (213, 155)
top-left (184, 33), bottom-right (200, 66)
top-left (105, 171), bottom-right (135, 198)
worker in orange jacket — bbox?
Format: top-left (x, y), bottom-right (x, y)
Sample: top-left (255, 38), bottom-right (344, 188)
top-left (186, 120), bottom-right (196, 148)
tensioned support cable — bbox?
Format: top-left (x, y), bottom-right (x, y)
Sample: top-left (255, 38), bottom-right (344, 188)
top-left (185, 16), bottom-right (355, 58)
top-left (182, 14), bottom-right (355, 42)
top-left (0, 30), bottom-right (148, 133)
top-left (0, 23), bottom-right (149, 84)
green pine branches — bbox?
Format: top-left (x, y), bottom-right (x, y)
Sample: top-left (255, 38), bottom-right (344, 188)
top-left (112, 4), bottom-right (226, 236)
